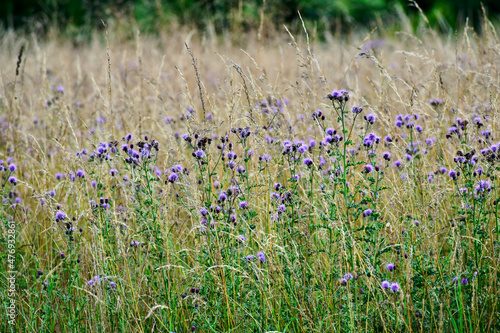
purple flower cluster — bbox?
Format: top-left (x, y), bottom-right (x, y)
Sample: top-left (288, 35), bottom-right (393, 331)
top-left (429, 98), bottom-right (442, 106)
top-left (340, 272), bottom-right (354, 286)
top-left (256, 98), bottom-right (288, 114)
top-left (327, 89), bottom-right (350, 103)
top-left (381, 280), bottom-right (400, 292)
top-left (395, 114), bottom-right (420, 129)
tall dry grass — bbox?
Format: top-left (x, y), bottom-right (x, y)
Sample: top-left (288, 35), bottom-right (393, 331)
top-left (1, 16), bottom-right (500, 332)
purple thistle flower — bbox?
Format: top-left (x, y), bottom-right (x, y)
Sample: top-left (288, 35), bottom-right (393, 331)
top-left (8, 163), bottom-right (17, 172)
top-left (91, 180), bottom-right (97, 188)
top-left (218, 191), bottom-right (227, 202)
top-left (365, 164), bottom-right (374, 173)
top-left (344, 273), bottom-right (353, 280)
top-left (364, 113), bottom-right (376, 124)
top-left (352, 106), bottom-right (363, 114)
top-left (8, 176), bottom-right (17, 185)
top-left (382, 152), bottom-right (391, 161)
top-left (449, 169), bottom-right (458, 179)
top-left (381, 280), bottom-right (390, 289)
top-left (363, 137), bottom-right (373, 147)
top-left (340, 278), bottom-right (348, 286)
top-left (194, 150), bottom-right (205, 159)
top-left (55, 211), bottom-right (66, 221)
top-left (390, 282), bottom-right (400, 292)
top-left (297, 145), bottom-right (307, 154)
top-left (303, 157), bottom-right (313, 167)
top-left (386, 263), bottom-right (396, 272)
top-left (271, 192), bottom-right (280, 200)
top-left (326, 128), bottom-right (336, 136)
top-left (199, 208), bottom-right (208, 216)
top-left (363, 209), bottom-right (373, 217)
top-left (76, 169), bottom-right (85, 178)
top-left (237, 235), bottom-right (246, 242)
top-left (239, 201), bottom-right (248, 209)
top-left (461, 278), bottom-right (469, 285)
top-left (439, 167), bottom-right (447, 174)
top-left (236, 165), bottom-right (246, 174)
top-left (429, 98), bottom-right (442, 106)
top-left (110, 169), bottom-right (118, 176)
top-left (168, 173), bottom-right (179, 183)
top-left (172, 164), bottom-right (183, 173)
top-left (246, 255), bottom-right (255, 261)
top-left (278, 204), bottom-right (286, 213)
top-left (258, 251), bottom-right (266, 263)
top-left (125, 133), bottom-right (133, 141)
top-left (60, 253), bottom-right (65, 259)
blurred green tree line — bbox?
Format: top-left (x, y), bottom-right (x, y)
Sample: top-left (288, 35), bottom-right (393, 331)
top-left (0, 0), bottom-right (499, 35)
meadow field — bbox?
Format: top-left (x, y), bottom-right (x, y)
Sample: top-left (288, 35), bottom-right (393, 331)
top-left (1, 14), bottom-right (500, 332)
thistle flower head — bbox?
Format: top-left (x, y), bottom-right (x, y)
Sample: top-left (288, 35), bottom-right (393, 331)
top-left (390, 282), bottom-right (400, 292)
top-left (236, 165), bottom-right (246, 174)
top-left (168, 173), bottom-right (179, 183)
top-left (55, 211), bottom-right (67, 221)
top-left (194, 149), bottom-right (205, 159)
top-left (364, 113), bottom-right (376, 124)
top-left (352, 106), bottom-right (363, 114)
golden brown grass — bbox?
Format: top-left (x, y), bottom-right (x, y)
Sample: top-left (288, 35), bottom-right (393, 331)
top-left (1, 18), bottom-right (500, 332)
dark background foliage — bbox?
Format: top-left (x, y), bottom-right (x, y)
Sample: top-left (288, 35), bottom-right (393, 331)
top-left (0, 0), bottom-right (499, 36)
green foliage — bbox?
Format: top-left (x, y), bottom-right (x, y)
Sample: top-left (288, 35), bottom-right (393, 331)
top-left (1, 0), bottom-right (500, 36)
